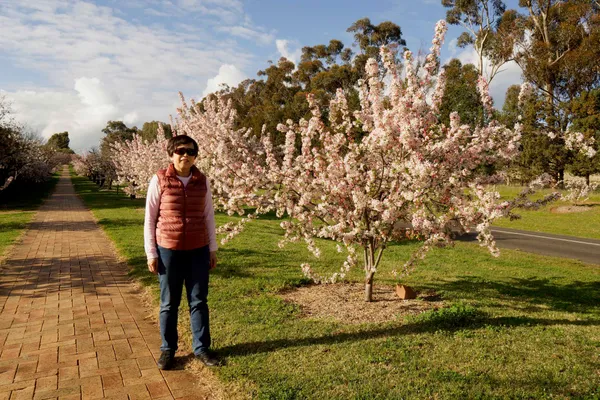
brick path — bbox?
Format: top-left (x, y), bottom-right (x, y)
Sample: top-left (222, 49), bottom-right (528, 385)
top-left (0, 169), bottom-right (213, 400)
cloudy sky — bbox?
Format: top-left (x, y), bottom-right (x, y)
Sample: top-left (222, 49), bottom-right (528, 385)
top-left (0, 0), bottom-right (523, 152)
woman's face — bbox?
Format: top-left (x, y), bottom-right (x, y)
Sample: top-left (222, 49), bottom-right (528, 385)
top-left (170, 143), bottom-right (197, 172)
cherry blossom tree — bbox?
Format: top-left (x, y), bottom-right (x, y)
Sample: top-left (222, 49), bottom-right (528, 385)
top-left (73, 149), bottom-right (116, 188)
top-left (1, 96), bottom-right (54, 190)
top-left (111, 128), bottom-right (170, 197)
top-left (110, 100), bottom-right (266, 243)
top-left (174, 95), bottom-right (268, 243)
top-left (71, 155), bottom-right (90, 177)
top-left (111, 21), bottom-right (576, 302)
top-left (255, 20), bottom-right (546, 301)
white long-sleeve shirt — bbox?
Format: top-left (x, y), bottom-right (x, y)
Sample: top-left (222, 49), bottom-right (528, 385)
top-left (144, 174), bottom-right (217, 259)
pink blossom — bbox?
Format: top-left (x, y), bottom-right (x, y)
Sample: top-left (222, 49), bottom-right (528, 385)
top-left (110, 20), bottom-right (559, 302)
top-left (257, 21), bottom-right (526, 295)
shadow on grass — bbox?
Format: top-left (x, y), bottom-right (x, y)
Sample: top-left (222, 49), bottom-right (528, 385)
top-left (435, 276), bottom-right (600, 314)
top-left (236, 209), bottom-right (282, 221)
top-left (0, 221), bottom-right (34, 231)
top-left (97, 218), bottom-right (145, 228)
top-left (124, 255), bottom-right (162, 288)
top-left (210, 265), bottom-right (256, 279)
top-left (0, 174), bottom-right (60, 211)
top-left (218, 314), bottom-right (600, 358)
top-left (212, 274), bottom-right (600, 358)
top-left (124, 248), bottom-right (261, 282)
top-left (472, 374), bottom-right (598, 399)
top-left (77, 194), bottom-right (146, 210)
top-left (213, 247), bottom-right (285, 278)
top-left (72, 176), bottom-right (146, 210)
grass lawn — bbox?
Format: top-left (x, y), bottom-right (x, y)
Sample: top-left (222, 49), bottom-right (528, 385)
top-left (493, 185), bottom-right (600, 240)
top-left (72, 173), bottom-right (600, 399)
top-left (0, 173), bottom-right (60, 257)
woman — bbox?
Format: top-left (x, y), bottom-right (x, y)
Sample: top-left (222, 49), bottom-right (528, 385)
top-left (144, 135), bottom-right (219, 370)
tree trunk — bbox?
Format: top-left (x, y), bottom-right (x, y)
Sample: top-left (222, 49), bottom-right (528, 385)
top-left (365, 271), bottom-right (375, 302)
top-left (558, 169), bottom-right (564, 183)
top-left (362, 241), bottom-right (386, 302)
top-left (0, 176), bottom-right (14, 191)
top-left (586, 174), bottom-right (590, 186)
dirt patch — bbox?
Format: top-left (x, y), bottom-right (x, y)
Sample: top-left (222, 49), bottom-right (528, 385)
top-left (551, 205), bottom-right (594, 213)
top-left (280, 283), bottom-right (444, 324)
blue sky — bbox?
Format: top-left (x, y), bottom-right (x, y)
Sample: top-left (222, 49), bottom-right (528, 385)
top-left (0, 0), bottom-right (522, 151)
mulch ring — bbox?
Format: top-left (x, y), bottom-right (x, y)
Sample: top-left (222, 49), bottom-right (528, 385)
top-left (551, 204), bottom-right (596, 213)
top-left (279, 283), bottom-right (444, 324)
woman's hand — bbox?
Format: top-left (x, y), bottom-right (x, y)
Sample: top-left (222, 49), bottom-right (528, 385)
top-left (147, 258), bottom-right (159, 274)
top-left (209, 251), bottom-right (217, 270)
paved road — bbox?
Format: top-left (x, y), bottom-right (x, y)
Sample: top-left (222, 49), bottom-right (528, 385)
top-left (458, 227), bottom-right (600, 265)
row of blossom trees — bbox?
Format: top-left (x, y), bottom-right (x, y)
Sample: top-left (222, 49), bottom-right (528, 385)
top-left (0, 96), bottom-right (66, 192)
top-left (108, 21), bottom-right (593, 301)
top-left (109, 130), bottom-right (170, 197)
top-left (72, 150), bottom-right (116, 189)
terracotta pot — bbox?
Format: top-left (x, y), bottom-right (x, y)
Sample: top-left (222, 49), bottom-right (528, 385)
top-left (395, 284), bottom-right (417, 300)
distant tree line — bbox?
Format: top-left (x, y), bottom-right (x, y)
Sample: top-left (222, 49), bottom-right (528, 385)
top-left (210, 3), bottom-right (600, 184)
top-left (89, 2), bottom-right (599, 191)
top-left (441, 0), bottom-right (600, 184)
top-left (74, 120), bottom-right (172, 193)
top-left (0, 96), bottom-right (70, 196)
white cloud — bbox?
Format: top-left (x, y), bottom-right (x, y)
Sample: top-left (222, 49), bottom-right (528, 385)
top-left (178, 0), bottom-right (244, 13)
top-left (74, 78), bottom-right (117, 108)
top-left (0, 0), bottom-right (263, 152)
top-left (217, 25), bottom-right (275, 45)
top-left (144, 8), bottom-right (171, 17)
top-left (448, 38), bottom-right (459, 57)
top-left (202, 64), bottom-right (247, 97)
top-left (3, 78), bottom-right (120, 152)
top-left (129, 0), bottom-right (245, 23)
top-left (446, 46), bottom-right (523, 108)
top-left (3, 81), bottom-right (181, 152)
top-left (123, 112), bottom-right (140, 126)
top-left (276, 39), bottom-right (302, 64)
top-left (487, 61), bottom-right (523, 108)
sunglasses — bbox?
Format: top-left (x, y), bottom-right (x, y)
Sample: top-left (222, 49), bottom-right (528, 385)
top-left (173, 147), bottom-right (198, 157)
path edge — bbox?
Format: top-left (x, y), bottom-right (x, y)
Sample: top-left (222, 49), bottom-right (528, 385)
top-left (69, 171), bottom-right (234, 400)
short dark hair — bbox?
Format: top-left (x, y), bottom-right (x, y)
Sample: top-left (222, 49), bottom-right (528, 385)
top-left (167, 135), bottom-right (199, 156)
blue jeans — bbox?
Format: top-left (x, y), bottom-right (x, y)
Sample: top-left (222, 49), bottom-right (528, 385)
top-left (157, 245), bottom-right (211, 355)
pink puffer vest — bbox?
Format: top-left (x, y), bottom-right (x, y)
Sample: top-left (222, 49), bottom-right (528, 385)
top-left (156, 163), bottom-right (209, 250)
